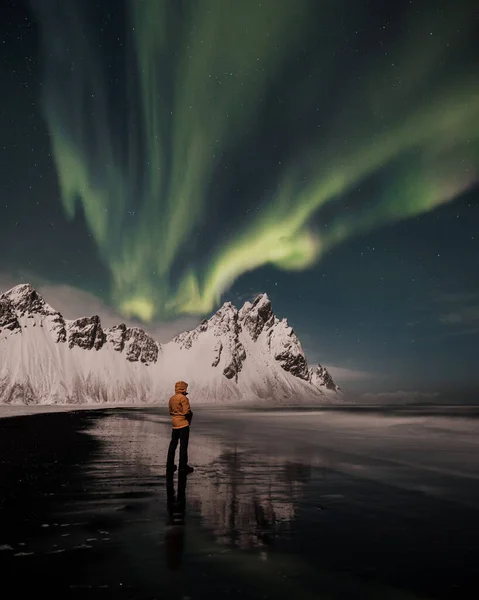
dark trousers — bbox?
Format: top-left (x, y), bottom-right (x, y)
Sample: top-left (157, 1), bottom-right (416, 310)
top-left (167, 426), bottom-right (190, 469)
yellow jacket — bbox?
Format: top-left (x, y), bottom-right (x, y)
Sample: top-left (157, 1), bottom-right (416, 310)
top-left (169, 381), bottom-right (193, 429)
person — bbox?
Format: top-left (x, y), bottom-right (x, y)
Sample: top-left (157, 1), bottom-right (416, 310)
top-left (166, 381), bottom-right (194, 474)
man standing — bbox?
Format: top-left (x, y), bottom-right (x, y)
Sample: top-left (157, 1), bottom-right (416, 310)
top-left (167, 381), bottom-right (194, 474)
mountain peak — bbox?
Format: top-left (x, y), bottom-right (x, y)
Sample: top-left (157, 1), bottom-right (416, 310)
top-left (254, 292), bottom-right (270, 302)
top-left (208, 301), bottom-right (239, 336)
top-left (309, 364), bottom-right (340, 392)
top-left (218, 300), bottom-right (236, 311)
top-left (239, 292), bottom-right (275, 341)
top-left (2, 283), bottom-right (55, 317)
top-left (0, 283), bottom-right (340, 404)
top-left (266, 318), bottom-right (310, 381)
top-left (67, 315), bottom-right (105, 351)
top-left (4, 282), bottom-right (35, 298)
top-left (1, 283), bottom-right (66, 342)
top-left (0, 283), bottom-right (159, 364)
top-left (0, 295), bottom-right (21, 334)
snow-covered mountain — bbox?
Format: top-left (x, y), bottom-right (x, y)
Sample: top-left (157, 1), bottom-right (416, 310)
top-left (0, 284), bottom-right (340, 405)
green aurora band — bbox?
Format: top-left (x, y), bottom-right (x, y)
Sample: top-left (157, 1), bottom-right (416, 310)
top-left (33, 0), bottom-right (478, 321)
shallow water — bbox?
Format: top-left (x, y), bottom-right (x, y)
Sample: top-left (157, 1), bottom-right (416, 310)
top-left (0, 407), bottom-right (478, 599)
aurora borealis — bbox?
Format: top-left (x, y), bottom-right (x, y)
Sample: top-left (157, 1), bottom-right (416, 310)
top-left (1, 0), bottom-right (478, 390)
top-left (26, 0), bottom-right (478, 322)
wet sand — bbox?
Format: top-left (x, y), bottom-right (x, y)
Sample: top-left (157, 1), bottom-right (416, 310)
top-left (0, 407), bottom-right (478, 599)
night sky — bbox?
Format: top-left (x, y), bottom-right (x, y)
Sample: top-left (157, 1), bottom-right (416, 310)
top-left (1, 0), bottom-right (478, 396)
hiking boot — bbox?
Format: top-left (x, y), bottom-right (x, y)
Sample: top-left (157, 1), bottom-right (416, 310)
top-left (179, 465), bottom-right (194, 474)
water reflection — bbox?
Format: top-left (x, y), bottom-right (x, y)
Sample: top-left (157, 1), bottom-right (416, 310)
top-left (6, 407), bottom-right (476, 598)
top-left (188, 451), bottom-right (312, 551)
top-left (88, 410), bottom-right (312, 552)
top-left (165, 470), bottom-right (188, 571)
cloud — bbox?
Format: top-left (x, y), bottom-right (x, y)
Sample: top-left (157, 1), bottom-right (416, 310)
top-left (405, 320), bottom-right (421, 328)
top-left (440, 312), bottom-right (463, 324)
top-left (323, 365), bottom-right (375, 383)
top-left (360, 390), bottom-right (439, 403)
top-left (435, 291), bottom-right (479, 305)
top-left (440, 326), bottom-right (479, 338)
top-left (435, 291), bottom-right (479, 335)
top-left (0, 277), bottom-right (199, 343)
top-left (440, 306), bottom-right (479, 325)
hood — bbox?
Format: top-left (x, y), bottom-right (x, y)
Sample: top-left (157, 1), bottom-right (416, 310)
top-left (175, 380), bottom-right (188, 394)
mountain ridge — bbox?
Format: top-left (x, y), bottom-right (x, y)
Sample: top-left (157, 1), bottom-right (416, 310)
top-left (0, 283), bottom-right (340, 405)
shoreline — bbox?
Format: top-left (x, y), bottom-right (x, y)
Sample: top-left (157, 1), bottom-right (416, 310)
top-left (0, 403), bottom-right (157, 420)
top-left (1, 401), bottom-right (478, 421)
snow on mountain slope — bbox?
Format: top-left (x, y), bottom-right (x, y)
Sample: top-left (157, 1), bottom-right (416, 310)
top-left (0, 284), bottom-right (340, 405)
top-left (0, 285), bottom-right (155, 404)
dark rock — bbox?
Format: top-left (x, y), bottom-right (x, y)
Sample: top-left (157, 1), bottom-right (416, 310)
top-left (67, 316), bottom-right (105, 351)
top-left (239, 294), bottom-right (274, 341)
top-left (48, 313), bottom-right (67, 343)
top-left (0, 298), bottom-right (21, 334)
top-left (2, 284), bottom-right (47, 317)
top-left (124, 327), bottom-right (159, 364)
top-left (309, 364), bottom-right (339, 391)
top-left (275, 348), bottom-right (310, 380)
top-left (207, 305), bottom-right (246, 381)
top-left (1, 284), bottom-right (66, 342)
top-left (267, 320), bottom-right (310, 381)
top-left (105, 324), bottom-right (127, 352)
top-left (222, 341), bottom-right (246, 381)
top-left (212, 341), bottom-right (223, 367)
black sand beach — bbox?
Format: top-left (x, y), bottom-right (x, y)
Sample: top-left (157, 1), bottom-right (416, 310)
top-left (0, 407), bottom-right (478, 599)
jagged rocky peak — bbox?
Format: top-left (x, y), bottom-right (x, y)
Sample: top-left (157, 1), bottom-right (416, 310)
top-left (208, 302), bottom-right (246, 381)
top-left (67, 318), bottom-right (159, 364)
top-left (239, 293), bottom-right (276, 341)
top-left (208, 301), bottom-right (240, 336)
top-left (0, 296), bottom-right (21, 334)
top-left (309, 364), bottom-right (339, 392)
top-left (180, 302), bottom-right (244, 381)
top-left (173, 318), bottom-right (208, 350)
top-left (0, 282), bottom-right (342, 403)
top-left (173, 301), bottom-right (239, 350)
top-left (1, 283), bottom-right (66, 342)
top-left (2, 283), bottom-right (55, 317)
top-left (105, 323), bottom-right (127, 352)
top-left (238, 300), bottom-right (252, 321)
top-left (105, 323), bottom-right (159, 364)
top-left (124, 327), bottom-right (159, 364)
top-left (67, 315), bottom-right (105, 351)
top-left (267, 318), bottom-right (310, 381)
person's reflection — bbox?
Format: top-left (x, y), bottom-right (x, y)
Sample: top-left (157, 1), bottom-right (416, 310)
top-left (165, 470), bottom-right (188, 571)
